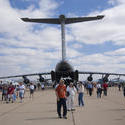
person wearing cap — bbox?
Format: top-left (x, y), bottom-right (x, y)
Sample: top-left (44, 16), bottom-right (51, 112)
top-left (55, 79), bottom-right (67, 119)
top-left (66, 82), bottom-right (77, 111)
top-left (77, 81), bottom-right (84, 106)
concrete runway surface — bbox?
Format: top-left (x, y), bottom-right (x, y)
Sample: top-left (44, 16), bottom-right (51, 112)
top-left (0, 87), bottom-right (125, 125)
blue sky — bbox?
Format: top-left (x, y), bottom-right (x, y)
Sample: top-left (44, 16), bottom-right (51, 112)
top-left (0, 0), bottom-right (125, 80)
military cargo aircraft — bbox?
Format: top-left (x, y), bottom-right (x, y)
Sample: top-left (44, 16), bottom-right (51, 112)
top-left (0, 14), bottom-right (125, 85)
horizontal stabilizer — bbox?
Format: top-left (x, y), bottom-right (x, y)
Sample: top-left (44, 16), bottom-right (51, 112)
top-left (65, 15), bottom-right (104, 24)
top-left (21, 15), bottom-right (104, 24)
top-left (21, 18), bottom-right (60, 24)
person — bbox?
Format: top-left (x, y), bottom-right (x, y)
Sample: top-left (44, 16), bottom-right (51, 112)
top-left (16, 85), bottom-right (20, 98)
top-left (96, 83), bottom-right (102, 98)
top-left (2, 84), bottom-right (8, 102)
top-left (37, 83), bottom-right (41, 90)
top-left (12, 85), bottom-right (17, 102)
top-left (55, 83), bottom-right (59, 114)
top-left (55, 79), bottom-right (67, 119)
top-left (66, 82), bottom-right (77, 111)
top-left (103, 82), bottom-right (108, 96)
top-left (77, 81), bottom-right (84, 106)
top-left (41, 84), bottom-right (45, 90)
top-left (118, 83), bottom-right (121, 91)
top-left (29, 83), bottom-right (35, 98)
top-left (122, 83), bottom-right (125, 97)
top-left (7, 83), bottom-right (15, 103)
top-left (19, 82), bottom-right (25, 103)
top-left (87, 82), bottom-right (93, 96)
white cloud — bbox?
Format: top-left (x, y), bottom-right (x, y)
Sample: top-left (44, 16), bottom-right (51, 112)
top-left (0, 0), bottom-right (61, 77)
top-left (68, 3), bottom-right (125, 45)
top-left (39, 0), bottom-right (59, 14)
top-left (105, 48), bottom-right (125, 56)
top-left (68, 49), bottom-right (125, 77)
top-left (0, 0), bottom-right (125, 79)
top-left (108, 0), bottom-right (125, 5)
top-left (71, 43), bottom-right (83, 49)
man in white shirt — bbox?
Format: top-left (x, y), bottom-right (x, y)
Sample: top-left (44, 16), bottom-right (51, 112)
top-left (66, 82), bottom-right (77, 111)
top-left (29, 83), bottom-right (35, 98)
top-left (96, 83), bottom-right (102, 98)
top-left (19, 82), bottom-right (25, 103)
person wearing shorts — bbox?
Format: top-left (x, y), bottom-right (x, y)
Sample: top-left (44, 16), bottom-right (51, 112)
top-left (29, 83), bottom-right (34, 98)
top-left (19, 82), bottom-right (25, 103)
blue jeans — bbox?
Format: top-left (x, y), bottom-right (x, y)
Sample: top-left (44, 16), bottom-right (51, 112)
top-left (78, 93), bottom-right (84, 106)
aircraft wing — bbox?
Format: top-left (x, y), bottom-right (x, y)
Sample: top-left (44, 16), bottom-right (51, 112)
top-left (79, 71), bottom-right (125, 76)
top-left (21, 15), bottom-right (104, 24)
top-left (0, 72), bottom-right (50, 79)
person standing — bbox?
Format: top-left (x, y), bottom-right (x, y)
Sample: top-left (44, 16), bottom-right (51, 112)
top-left (19, 82), bottom-right (25, 103)
top-left (123, 87), bottom-right (125, 97)
top-left (77, 82), bottom-right (84, 106)
top-left (103, 82), bottom-right (108, 96)
top-left (87, 82), bottom-right (93, 96)
top-left (2, 84), bottom-right (8, 102)
top-left (55, 79), bottom-right (67, 119)
top-left (96, 83), bottom-right (102, 98)
top-left (122, 83), bottom-right (125, 97)
top-left (118, 83), bottom-right (121, 91)
top-left (41, 84), bottom-right (45, 90)
top-left (29, 83), bottom-right (35, 98)
top-left (66, 82), bottom-right (77, 111)
top-left (7, 83), bottom-right (15, 103)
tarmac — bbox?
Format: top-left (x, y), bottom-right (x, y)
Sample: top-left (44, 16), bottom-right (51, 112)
top-left (0, 87), bottom-right (125, 125)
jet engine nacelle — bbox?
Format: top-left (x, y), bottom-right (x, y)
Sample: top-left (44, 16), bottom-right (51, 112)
top-left (23, 76), bottom-right (30, 84)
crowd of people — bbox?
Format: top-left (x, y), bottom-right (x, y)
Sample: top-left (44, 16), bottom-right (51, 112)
top-left (0, 79), bottom-right (125, 119)
top-left (55, 79), bottom-right (125, 119)
top-left (0, 82), bottom-right (26, 103)
top-left (0, 81), bottom-right (45, 103)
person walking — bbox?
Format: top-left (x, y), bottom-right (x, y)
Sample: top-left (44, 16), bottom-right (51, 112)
top-left (19, 82), bottom-right (25, 103)
top-left (29, 83), bottom-right (35, 98)
top-left (55, 79), bottom-right (67, 119)
top-left (87, 82), bottom-right (93, 96)
top-left (96, 83), bottom-right (102, 98)
top-left (2, 84), bottom-right (8, 102)
top-left (66, 82), bottom-right (77, 111)
top-left (118, 83), bottom-right (121, 91)
top-left (77, 81), bottom-right (84, 106)
top-left (103, 82), bottom-right (108, 96)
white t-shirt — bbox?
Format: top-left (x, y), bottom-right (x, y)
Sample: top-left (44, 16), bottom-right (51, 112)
top-left (19, 85), bottom-right (25, 93)
top-left (77, 84), bottom-right (84, 93)
top-left (41, 84), bottom-right (45, 88)
top-left (30, 85), bottom-right (34, 90)
top-left (96, 84), bottom-right (101, 88)
top-left (67, 86), bottom-right (76, 96)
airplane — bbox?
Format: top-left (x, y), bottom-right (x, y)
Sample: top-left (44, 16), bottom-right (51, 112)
top-left (0, 14), bottom-right (125, 85)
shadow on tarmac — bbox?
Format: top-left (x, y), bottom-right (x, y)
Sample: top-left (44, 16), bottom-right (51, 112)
top-left (25, 116), bottom-right (59, 121)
